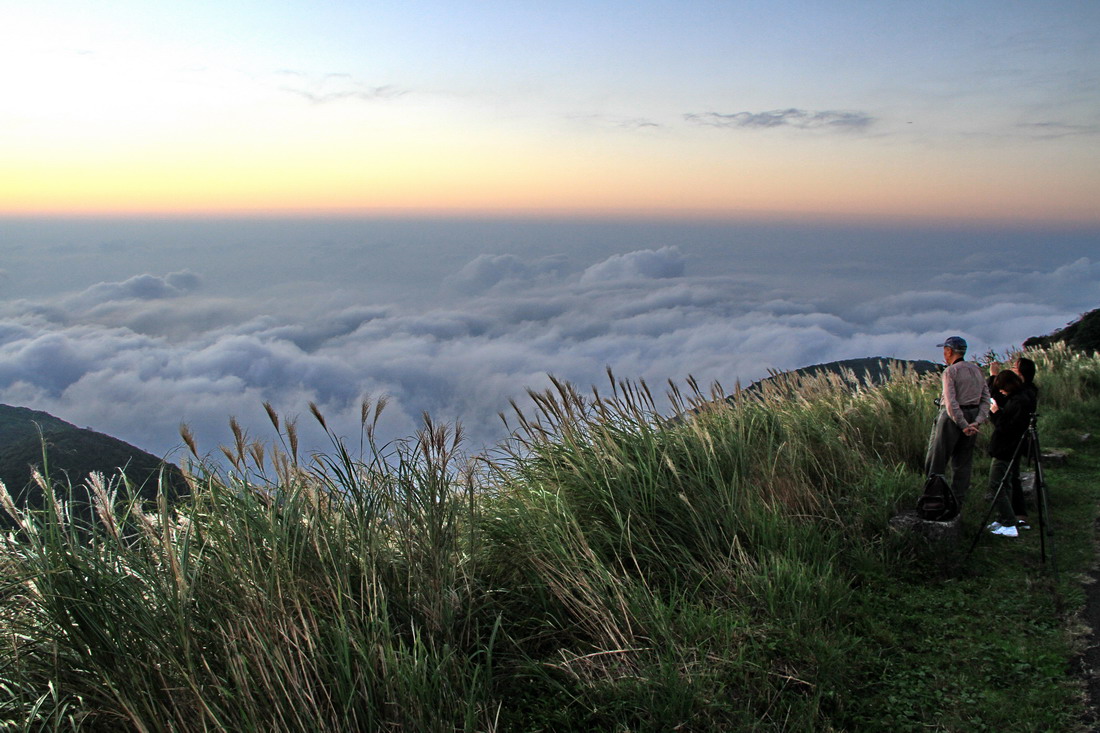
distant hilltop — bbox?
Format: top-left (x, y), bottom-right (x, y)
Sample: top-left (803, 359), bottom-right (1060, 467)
top-left (662, 356), bottom-right (940, 424)
top-left (734, 356), bottom-right (941, 400)
top-left (1025, 307), bottom-right (1100, 354)
top-left (735, 307), bottom-right (1100, 401)
top-left (0, 404), bottom-right (187, 517)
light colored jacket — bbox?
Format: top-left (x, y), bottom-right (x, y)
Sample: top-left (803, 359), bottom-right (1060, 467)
top-left (942, 360), bottom-right (991, 430)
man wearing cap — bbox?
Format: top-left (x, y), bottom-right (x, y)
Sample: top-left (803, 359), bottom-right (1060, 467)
top-left (925, 336), bottom-right (992, 507)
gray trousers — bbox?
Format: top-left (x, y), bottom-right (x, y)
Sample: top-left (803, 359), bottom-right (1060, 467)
top-left (925, 406), bottom-right (979, 506)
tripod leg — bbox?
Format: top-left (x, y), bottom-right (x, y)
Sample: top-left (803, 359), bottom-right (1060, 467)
top-left (966, 457), bottom-right (1018, 559)
top-left (1030, 425), bottom-right (1056, 574)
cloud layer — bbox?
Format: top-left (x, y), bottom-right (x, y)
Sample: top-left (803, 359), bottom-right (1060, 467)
top-left (0, 236), bottom-right (1093, 463)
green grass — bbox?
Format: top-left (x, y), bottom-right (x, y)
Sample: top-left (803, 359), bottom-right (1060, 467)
top-left (1, 345), bottom-right (1098, 731)
top-left (842, 447), bottom-right (1099, 732)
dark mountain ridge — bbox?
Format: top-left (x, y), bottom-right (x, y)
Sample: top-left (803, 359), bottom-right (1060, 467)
top-left (734, 356), bottom-right (941, 400)
top-left (664, 356), bottom-right (940, 423)
top-left (1025, 307), bottom-right (1100, 354)
top-left (0, 404), bottom-right (187, 517)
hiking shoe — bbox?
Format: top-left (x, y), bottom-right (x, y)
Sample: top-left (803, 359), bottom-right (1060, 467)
top-left (990, 525), bottom-right (1019, 538)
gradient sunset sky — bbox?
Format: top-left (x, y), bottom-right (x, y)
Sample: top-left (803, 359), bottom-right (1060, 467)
top-left (3, 0), bottom-right (1098, 223)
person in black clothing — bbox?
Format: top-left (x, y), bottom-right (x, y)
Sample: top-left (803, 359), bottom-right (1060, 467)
top-left (988, 356), bottom-right (1039, 525)
top-left (988, 356), bottom-right (1037, 404)
top-left (1015, 356), bottom-right (1038, 406)
top-left (985, 369), bottom-right (1037, 538)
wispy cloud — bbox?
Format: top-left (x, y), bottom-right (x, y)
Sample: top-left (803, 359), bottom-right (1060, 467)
top-left (275, 71), bottom-right (407, 104)
top-left (685, 108), bottom-right (875, 132)
top-left (564, 114), bottom-right (664, 132)
top-left (1015, 121), bottom-right (1100, 139)
top-left (616, 117), bottom-right (662, 130)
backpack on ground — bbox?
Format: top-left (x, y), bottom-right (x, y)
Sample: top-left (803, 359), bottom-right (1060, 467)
top-left (916, 474), bottom-right (958, 521)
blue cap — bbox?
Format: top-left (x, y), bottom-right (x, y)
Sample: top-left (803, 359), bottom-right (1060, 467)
top-left (936, 336), bottom-right (967, 352)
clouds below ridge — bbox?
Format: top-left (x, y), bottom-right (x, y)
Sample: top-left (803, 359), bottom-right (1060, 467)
top-left (580, 246), bottom-right (685, 283)
top-left (0, 247), bottom-right (1090, 461)
top-left (68, 270), bottom-right (201, 308)
top-left (444, 253), bottom-right (571, 295)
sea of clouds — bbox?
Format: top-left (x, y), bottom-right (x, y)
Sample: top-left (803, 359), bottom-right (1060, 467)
top-left (0, 219), bottom-right (1096, 463)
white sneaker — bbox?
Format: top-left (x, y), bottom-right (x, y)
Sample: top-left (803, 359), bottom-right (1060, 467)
top-left (990, 525), bottom-right (1019, 538)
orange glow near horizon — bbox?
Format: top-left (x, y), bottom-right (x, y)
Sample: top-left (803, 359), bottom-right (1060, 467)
top-left (4, 179), bottom-right (1098, 228)
top-left (3, 131), bottom-right (1099, 226)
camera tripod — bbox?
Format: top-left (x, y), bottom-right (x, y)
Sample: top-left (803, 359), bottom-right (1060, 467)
top-left (967, 413), bottom-right (1055, 572)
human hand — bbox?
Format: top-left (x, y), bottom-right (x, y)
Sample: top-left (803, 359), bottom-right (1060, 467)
top-left (990, 362), bottom-right (1001, 375)
top-left (963, 425), bottom-right (978, 436)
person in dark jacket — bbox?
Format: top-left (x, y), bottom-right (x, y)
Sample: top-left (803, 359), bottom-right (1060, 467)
top-left (985, 369), bottom-right (1037, 538)
top-left (988, 356), bottom-right (1039, 525)
top-left (989, 356), bottom-right (1038, 408)
top-left (1015, 356), bottom-right (1038, 408)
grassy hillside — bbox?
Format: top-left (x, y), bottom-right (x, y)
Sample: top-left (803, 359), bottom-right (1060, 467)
top-left (1, 346), bottom-right (1098, 730)
top-left (0, 404), bottom-right (188, 519)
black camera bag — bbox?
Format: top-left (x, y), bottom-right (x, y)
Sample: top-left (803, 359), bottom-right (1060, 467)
top-left (916, 474), bottom-right (958, 521)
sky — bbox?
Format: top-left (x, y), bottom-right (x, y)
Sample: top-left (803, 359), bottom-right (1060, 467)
top-left (2, 0), bottom-right (1098, 222)
top-left (0, 2), bottom-right (1098, 463)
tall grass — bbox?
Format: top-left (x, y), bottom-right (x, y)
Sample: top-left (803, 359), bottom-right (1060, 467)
top-left (1, 401), bottom-right (497, 732)
top-left (479, 366), bottom-right (937, 728)
top-left (1020, 343), bottom-right (1100, 447)
top-left (1, 349), bottom-right (1096, 730)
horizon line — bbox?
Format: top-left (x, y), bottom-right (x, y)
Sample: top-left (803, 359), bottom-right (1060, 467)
top-left (2, 206), bottom-right (1099, 232)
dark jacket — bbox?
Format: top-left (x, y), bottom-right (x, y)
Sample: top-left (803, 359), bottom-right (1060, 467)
top-left (1020, 381), bottom-right (1039, 409)
top-left (988, 388), bottom-right (1036, 461)
top-left (988, 375), bottom-right (1039, 411)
